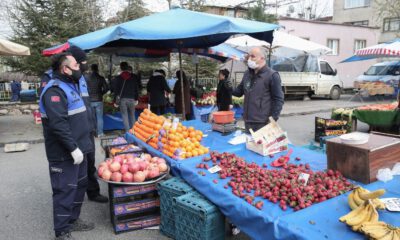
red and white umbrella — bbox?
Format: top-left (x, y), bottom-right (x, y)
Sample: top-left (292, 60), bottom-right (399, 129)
top-left (355, 38), bottom-right (400, 57)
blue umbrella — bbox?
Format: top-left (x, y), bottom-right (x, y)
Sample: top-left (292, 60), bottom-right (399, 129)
top-left (67, 7), bottom-right (278, 50)
top-left (52, 7), bottom-right (279, 119)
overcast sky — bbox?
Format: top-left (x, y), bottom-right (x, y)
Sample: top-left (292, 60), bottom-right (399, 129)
top-left (1, 0), bottom-right (333, 38)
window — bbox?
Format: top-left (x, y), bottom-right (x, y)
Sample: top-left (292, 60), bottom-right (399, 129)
top-left (344, 20), bottom-right (369, 26)
top-left (327, 39), bottom-right (339, 55)
top-left (354, 40), bottom-right (366, 52)
top-left (344, 0), bottom-right (370, 9)
top-left (383, 18), bottom-right (400, 32)
top-left (320, 62), bottom-right (334, 75)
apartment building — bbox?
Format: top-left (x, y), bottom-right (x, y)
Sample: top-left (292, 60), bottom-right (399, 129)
top-left (332, 0), bottom-right (399, 43)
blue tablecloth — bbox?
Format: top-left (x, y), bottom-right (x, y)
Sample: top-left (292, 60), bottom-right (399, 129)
top-left (125, 120), bottom-right (400, 240)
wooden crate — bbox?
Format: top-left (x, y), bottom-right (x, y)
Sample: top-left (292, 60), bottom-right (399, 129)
top-left (326, 134), bottom-right (400, 184)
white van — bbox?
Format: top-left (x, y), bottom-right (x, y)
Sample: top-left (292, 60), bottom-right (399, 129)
top-left (357, 61), bottom-right (400, 82)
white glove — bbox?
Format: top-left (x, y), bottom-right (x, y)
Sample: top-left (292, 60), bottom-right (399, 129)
top-left (71, 148), bottom-right (84, 165)
top-left (134, 100), bottom-right (138, 105)
top-left (229, 105), bottom-right (233, 110)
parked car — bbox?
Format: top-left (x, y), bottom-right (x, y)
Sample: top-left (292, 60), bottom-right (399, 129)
top-left (357, 61), bottom-right (400, 82)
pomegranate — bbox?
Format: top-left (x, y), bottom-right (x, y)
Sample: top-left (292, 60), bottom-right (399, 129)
top-left (128, 162), bottom-right (139, 173)
top-left (133, 171), bottom-right (146, 182)
top-left (109, 161), bottom-right (121, 172)
top-left (147, 166), bottom-right (160, 179)
top-left (113, 155), bottom-right (123, 164)
top-left (97, 166), bottom-right (106, 177)
top-left (138, 161), bottom-right (148, 171)
top-left (111, 172), bottom-right (122, 182)
top-left (101, 169), bottom-right (112, 181)
top-left (120, 164), bottom-right (129, 174)
top-left (158, 163), bottom-right (168, 172)
top-left (122, 172), bottom-right (134, 182)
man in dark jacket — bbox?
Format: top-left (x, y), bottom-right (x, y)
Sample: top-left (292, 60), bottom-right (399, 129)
top-left (39, 53), bottom-right (94, 240)
top-left (216, 69), bottom-right (233, 111)
top-left (147, 69), bottom-right (171, 115)
top-left (233, 47), bottom-right (284, 132)
top-left (10, 80), bottom-right (21, 102)
top-left (115, 62), bottom-right (139, 132)
top-left (86, 64), bottom-right (108, 137)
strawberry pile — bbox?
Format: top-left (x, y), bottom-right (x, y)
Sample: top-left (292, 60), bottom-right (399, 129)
top-left (197, 151), bottom-right (353, 211)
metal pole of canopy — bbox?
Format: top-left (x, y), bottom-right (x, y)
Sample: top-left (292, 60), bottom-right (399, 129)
top-left (178, 41), bottom-right (186, 120)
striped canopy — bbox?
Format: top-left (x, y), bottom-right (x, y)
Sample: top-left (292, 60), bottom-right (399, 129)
top-left (355, 38), bottom-right (400, 57)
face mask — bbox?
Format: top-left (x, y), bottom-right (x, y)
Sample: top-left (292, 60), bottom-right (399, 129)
top-left (80, 63), bottom-right (88, 72)
top-left (247, 59), bottom-right (258, 69)
top-left (66, 66), bottom-right (82, 82)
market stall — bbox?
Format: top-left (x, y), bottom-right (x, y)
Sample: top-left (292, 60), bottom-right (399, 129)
top-left (120, 116), bottom-right (400, 240)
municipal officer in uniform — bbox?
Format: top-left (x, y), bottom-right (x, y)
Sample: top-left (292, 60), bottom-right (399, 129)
top-left (68, 46), bottom-right (108, 203)
top-left (40, 53), bottom-right (95, 240)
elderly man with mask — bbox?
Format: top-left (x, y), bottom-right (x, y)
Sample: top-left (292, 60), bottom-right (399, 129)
top-left (233, 47), bottom-right (284, 132)
top-left (39, 53), bottom-right (95, 240)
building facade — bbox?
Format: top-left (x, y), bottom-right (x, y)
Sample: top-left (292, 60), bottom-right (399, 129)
top-left (279, 17), bottom-right (380, 87)
top-left (332, 0), bottom-right (399, 43)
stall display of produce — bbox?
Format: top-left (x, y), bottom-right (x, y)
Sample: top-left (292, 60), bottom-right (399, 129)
top-left (354, 102), bottom-right (400, 128)
top-left (315, 116), bottom-right (348, 142)
top-left (131, 109), bottom-right (209, 159)
top-left (331, 108), bottom-right (357, 133)
top-left (356, 81), bottom-right (395, 96)
top-left (194, 91), bottom-right (216, 106)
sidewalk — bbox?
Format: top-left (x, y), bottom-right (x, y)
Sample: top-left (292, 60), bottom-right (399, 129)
top-left (0, 115), bottom-right (43, 146)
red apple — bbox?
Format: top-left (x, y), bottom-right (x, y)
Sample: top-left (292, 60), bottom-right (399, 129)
top-left (133, 171), bottom-right (146, 182)
top-left (122, 172), bottom-right (134, 182)
top-left (158, 163), bottom-right (168, 172)
top-left (102, 169), bottom-right (112, 181)
top-left (111, 172), bottom-right (122, 182)
top-left (128, 162), bottom-right (139, 173)
top-left (109, 161), bottom-right (121, 172)
top-left (120, 164), bottom-right (129, 174)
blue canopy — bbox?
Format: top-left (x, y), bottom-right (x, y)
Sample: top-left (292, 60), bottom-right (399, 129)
top-left (67, 7), bottom-right (279, 50)
top-left (340, 55), bottom-right (376, 63)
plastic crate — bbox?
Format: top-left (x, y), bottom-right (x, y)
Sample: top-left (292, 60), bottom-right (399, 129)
top-left (174, 193), bottom-right (225, 240)
top-left (157, 178), bottom-right (195, 238)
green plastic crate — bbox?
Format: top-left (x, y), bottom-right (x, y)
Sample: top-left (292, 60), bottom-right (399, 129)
top-left (157, 177), bottom-right (194, 238)
top-left (174, 193), bottom-right (225, 240)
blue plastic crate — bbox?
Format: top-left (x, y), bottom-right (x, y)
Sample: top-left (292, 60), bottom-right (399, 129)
top-left (157, 178), bottom-right (195, 238)
top-left (174, 193), bottom-right (225, 240)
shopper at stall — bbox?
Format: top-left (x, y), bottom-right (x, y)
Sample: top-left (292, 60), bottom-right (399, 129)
top-left (233, 47), bottom-right (284, 132)
top-left (147, 69), bottom-right (171, 115)
top-left (115, 62), bottom-right (139, 132)
top-left (86, 64), bottom-right (108, 137)
top-left (216, 69), bottom-right (233, 111)
top-left (39, 53), bottom-right (94, 240)
top-left (173, 70), bottom-right (192, 120)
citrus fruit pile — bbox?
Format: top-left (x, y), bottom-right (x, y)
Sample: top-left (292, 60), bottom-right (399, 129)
top-left (131, 109), bottom-right (209, 159)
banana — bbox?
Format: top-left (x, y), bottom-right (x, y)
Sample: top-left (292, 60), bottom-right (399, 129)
top-left (353, 205), bottom-right (379, 231)
top-left (348, 191), bottom-right (359, 210)
top-left (359, 189), bottom-right (386, 200)
top-left (343, 203), bottom-right (372, 226)
top-left (372, 198), bottom-right (386, 210)
top-left (392, 230), bottom-right (400, 240)
top-left (379, 230), bottom-right (395, 240)
top-left (339, 203), bottom-right (367, 222)
top-left (353, 187), bottom-right (366, 206)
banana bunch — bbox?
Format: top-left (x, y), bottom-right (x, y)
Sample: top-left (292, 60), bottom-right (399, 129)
top-left (359, 222), bottom-right (400, 240)
top-left (348, 187), bottom-right (386, 210)
top-left (339, 200), bottom-right (379, 231)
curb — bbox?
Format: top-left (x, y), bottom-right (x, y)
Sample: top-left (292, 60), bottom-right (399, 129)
top-left (280, 104), bottom-right (364, 117)
top-left (0, 138), bottom-right (44, 147)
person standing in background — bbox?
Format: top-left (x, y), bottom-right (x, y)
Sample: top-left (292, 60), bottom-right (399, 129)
top-left (86, 64), bottom-right (108, 138)
top-left (147, 69), bottom-right (171, 115)
top-left (216, 69), bottom-right (233, 111)
top-left (115, 62), bottom-right (139, 132)
top-left (173, 70), bottom-right (191, 120)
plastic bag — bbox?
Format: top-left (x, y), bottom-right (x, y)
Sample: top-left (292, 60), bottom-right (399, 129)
top-left (376, 168), bottom-right (394, 182)
top-left (392, 163), bottom-right (400, 175)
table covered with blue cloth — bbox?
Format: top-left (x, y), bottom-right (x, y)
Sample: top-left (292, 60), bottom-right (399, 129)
top-left (125, 120), bottom-right (400, 240)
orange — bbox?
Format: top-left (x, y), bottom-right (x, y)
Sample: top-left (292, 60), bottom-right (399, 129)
top-left (185, 152), bottom-right (192, 158)
top-left (180, 153), bottom-right (186, 159)
top-left (196, 130), bottom-right (203, 136)
top-left (189, 131), bottom-right (196, 138)
top-left (192, 150), bottom-right (199, 156)
top-left (188, 126), bottom-right (195, 132)
top-left (182, 131), bottom-right (189, 138)
top-left (196, 135), bottom-right (202, 141)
